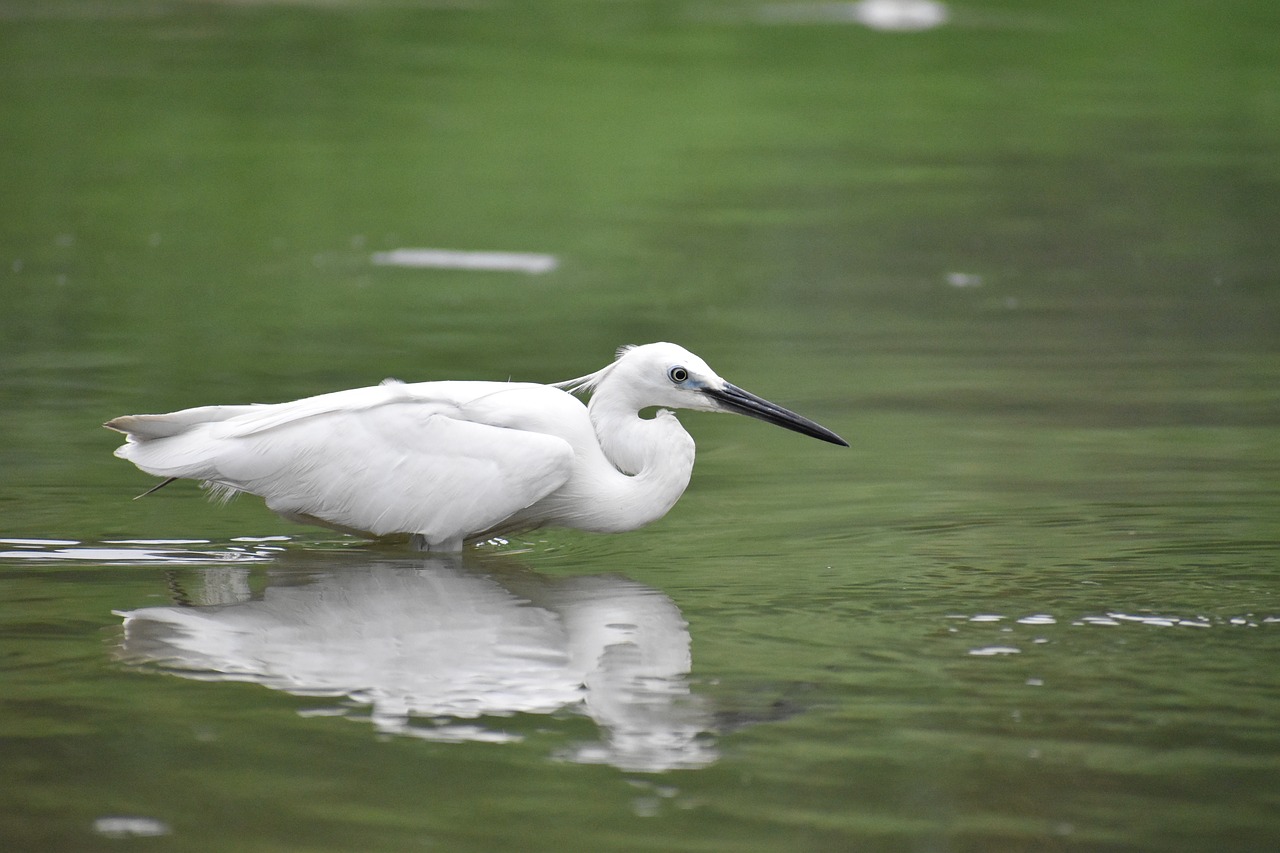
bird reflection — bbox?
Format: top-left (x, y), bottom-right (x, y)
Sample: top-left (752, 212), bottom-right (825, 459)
top-left (115, 551), bottom-right (716, 772)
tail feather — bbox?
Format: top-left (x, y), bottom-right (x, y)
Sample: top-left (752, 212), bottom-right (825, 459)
top-left (107, 404), bottom-right (262, 485)
top-left (105, 405), bottom-right (262, 441)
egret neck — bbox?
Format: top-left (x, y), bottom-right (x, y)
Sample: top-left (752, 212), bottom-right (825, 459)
top-left (584, 384), bottom-right (696, 532)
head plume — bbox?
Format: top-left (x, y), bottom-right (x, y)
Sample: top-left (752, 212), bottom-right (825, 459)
top-left (553, 345), bottom-right (635, 397)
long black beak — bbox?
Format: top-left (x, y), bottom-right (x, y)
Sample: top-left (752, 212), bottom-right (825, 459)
top-left (703, 383), bottom-right (848, 447)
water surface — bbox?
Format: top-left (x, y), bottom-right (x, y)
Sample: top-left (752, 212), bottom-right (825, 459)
top-left (2, 1), bottom-right (1278, 851)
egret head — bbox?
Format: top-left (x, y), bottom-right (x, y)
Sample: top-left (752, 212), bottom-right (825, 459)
top-left (562, 343), bottom-right (848, 447)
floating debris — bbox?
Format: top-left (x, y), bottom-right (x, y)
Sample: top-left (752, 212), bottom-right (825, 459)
top-left (371, 248), bottom-right (558, 274)
top-left (758, 1), bottom-right (948, 31)
top-left (93, 816), bottom-right (171, 839)
top-left (946, 271), bottom-right (983, 287)
top-left (854, 0), bottom-right (948, 30)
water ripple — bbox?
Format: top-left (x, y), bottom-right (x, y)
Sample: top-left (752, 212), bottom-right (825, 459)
top-left (0, 538), bottom-right (284, 564)
top-left (948, 610), bottom-right (1276, 631)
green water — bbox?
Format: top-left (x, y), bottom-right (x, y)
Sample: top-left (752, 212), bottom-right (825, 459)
top-left (2, 1), bottom-right (1278, 850)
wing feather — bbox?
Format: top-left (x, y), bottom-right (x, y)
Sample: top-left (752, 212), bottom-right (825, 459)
top-left (113, 382), bottom-right (578, 545)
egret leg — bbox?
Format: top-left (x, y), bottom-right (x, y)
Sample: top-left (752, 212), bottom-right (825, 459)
top-left (133, 477), bottom-right (179, 500)
top-left (410, 533), bottom-right (463, 553)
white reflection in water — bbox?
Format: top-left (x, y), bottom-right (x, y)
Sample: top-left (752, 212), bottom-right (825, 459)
top-left (116, 556), bottom-right (716, 772)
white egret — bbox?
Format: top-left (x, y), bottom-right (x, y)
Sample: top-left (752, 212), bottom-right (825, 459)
top-left (106, 342), bottom-right (847, 550)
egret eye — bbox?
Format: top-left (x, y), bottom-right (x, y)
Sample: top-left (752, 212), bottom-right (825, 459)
top-left (668, 366), bottom-right (689, 384)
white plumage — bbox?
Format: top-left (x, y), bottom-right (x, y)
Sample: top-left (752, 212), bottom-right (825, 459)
top-left (107, 342), bottom-right (846, 550)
